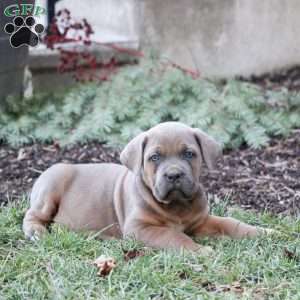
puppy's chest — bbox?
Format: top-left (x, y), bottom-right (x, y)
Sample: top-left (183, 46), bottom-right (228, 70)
top-left (165, 215), bottom-right (200, 233)
top-left (161, 203), bottom-right (207, 233)
top-left (166, 221), bottom-right (186, 232)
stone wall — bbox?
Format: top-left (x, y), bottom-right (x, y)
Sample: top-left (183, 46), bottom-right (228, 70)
top-left (141, 0), bottom-right (300, 78)
top-left (9, 0), bottom-right (300, 96)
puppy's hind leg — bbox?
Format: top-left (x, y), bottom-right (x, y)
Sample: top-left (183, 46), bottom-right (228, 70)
top-left (23, 188), bottom-right (58, 240)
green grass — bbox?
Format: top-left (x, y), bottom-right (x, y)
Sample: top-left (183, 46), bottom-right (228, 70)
top-left (1, 198), bottom-right (299, 300)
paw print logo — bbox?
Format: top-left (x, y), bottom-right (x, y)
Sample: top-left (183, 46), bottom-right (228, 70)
top-left (4, 16), bottom-right (45, 48)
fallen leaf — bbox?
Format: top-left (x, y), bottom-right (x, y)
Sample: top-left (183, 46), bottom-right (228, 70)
top-left (283, 247), bottom-right (298, 260)
top-left (216, 285), bottom-right (231, 293)
top-left (17, 148), bottom-right (26, 160)
top-left (123, 249), bottom-right (145, 261)
top-left (93, 255), bottom-right (116, 277)
top-left (231, 281), bottom-right (244, 293)
top-left (202, 280), bottom-right (244, 294)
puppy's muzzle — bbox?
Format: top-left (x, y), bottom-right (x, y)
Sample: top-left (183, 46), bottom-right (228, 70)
top-left (154, 166), bottom-right (196, 204)
top-left (164, 170), bottom-right (185, 183)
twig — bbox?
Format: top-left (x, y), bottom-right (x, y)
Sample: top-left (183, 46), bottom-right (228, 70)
top-left (28, 167), bottom-right (43, 174)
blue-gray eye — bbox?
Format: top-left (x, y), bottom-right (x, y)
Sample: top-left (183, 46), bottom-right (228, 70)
top-left (183, 150), bottom-right (195, 160)
top-left (149, 153), bottom-right (160, 162)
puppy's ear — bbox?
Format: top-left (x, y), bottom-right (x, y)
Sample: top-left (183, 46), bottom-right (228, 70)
top-left (120, 132), bottom-right (148, 173)
top-left (193, 128), bottom-right (222, 169)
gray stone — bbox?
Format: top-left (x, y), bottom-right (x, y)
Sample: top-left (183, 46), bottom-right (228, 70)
top-left (141, 0), bottom-right (300, 78)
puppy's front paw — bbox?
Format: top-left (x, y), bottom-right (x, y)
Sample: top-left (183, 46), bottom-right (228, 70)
top-left (24, 224), bottom-right (47, 241)
top-left (29, 233), bottom-right (41, 241)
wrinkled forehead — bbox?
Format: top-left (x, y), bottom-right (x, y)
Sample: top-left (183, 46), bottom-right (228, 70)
top-left (146, 126), bottom-right (198, 154)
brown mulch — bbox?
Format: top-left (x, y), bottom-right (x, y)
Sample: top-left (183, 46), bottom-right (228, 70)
top-left (240, 65), bottom-right (300, 91)
top-left (201, 130), bottom-right (300, 216)
top-left (0, 142), bottom-right (120, 203)
top-left (0, 130), bottom-right (299, 215)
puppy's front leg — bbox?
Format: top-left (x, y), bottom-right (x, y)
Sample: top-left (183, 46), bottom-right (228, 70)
top-left (194, 215), bottom-right (269, 238)
top-left (124, 222), bottom-right (211, 254)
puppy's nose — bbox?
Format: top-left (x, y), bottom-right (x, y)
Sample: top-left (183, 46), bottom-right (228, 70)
top-left (164, 171), bottom-right (184, 182)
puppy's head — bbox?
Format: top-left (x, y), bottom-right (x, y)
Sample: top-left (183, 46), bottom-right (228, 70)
top-left (120, 122), bottom-right (222, 205)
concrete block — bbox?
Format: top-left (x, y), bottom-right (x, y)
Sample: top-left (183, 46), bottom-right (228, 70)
top-left (141, 0), bottom-right (300, 78)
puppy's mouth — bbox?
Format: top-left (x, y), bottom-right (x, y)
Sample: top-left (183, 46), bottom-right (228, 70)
top-left (154, 185), bottom-right (195, 205)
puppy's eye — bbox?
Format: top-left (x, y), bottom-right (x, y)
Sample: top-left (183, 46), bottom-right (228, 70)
top-left (183, 150), bottom-right (195, 160)
top-left (149, 153), bottom-right (160, 162)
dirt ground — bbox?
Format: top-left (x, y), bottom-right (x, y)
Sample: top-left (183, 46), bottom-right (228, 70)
top-left (202, 130), bottom-right (300, 215)
top-left (240, 65), bottom-right (300, 91)
top-left (1, 130), bottom-right (299, 215)
top-left (1, 67), bottom-right (300, 214)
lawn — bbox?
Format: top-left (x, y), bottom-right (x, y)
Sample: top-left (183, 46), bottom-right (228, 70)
top-left (1, 198), bottom-right (299, 300)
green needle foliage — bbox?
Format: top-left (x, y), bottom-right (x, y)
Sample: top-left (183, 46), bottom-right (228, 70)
top-left (1, 60), bottom-right (300, 148)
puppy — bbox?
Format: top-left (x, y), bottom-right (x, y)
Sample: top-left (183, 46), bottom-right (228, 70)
top-left (23, 122), bottom-right (272, 253)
